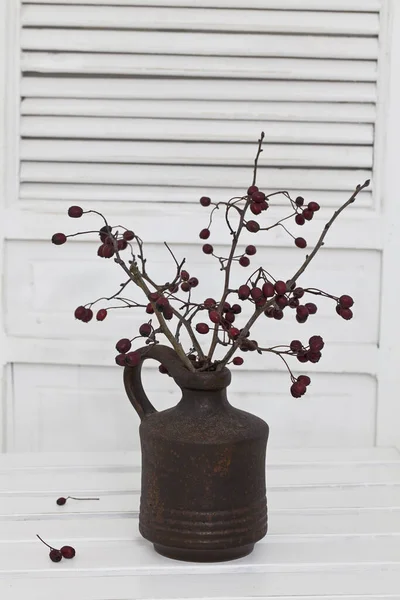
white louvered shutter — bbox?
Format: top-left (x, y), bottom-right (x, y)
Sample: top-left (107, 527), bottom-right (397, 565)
top-left (2, 0), bottom-right (389, 452)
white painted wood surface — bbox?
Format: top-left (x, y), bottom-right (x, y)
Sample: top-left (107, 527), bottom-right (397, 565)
top-left (0, 448), bottom-right (399, 598)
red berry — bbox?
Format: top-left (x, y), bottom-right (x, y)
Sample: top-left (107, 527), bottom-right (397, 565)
top-left (291, 381), bottom-right (306, 398)
top-left (96, 309), bottom-right (107, 321)
top-left (308, 201), bottom-right (320, 212)
top-left (308, 350), bottom-right (321, 363)
top-left (289, 297), bottom-right (299, 308)
top-left (125, 351), bottom-right (140, 367)
top-left (250, 202), bottom-right (262, 215)
top-left (296, 314), bottom-right (308, 324)
top-left (200, 196), bottom-right (211, 207)
top-left (148, 292), bottom-right (160, 302)
top-left (339, 307), bottom-right (353, 320)
top-left (297, 351), bottom-right (308, 362)
top-left (199, 228), bottom-right (210, 239)
top-left (260, 200), bottom-right (269, 211)
top-left (225, 311), bottom-right (235, 323)
top-left (264, 306), bottom-right (274, 318)
top-left (139, 323), bottom-right (152, 337)
top-left (303, 209), bottom-right (313, 221)
top-left (239, 256), bottom-right (250, 267)
top-left (102, 245), bottom-right (114, 259)
top-left (52, 233), bottom-right (67, 245)
top-left (296, 305), bottom-right (309, 318)
top-left (123, 230), bottom-right (135, 241)
top-left (202, 244), bottom-right (214, 254)
top-left (305, 302), bottom-right (317, 315)
top-left (298, 375), bottom-right (311, 387)
top-left (290, 340), bottom-right (303, 352)
top-left (250, 287), bottom-right (263, 300)
top-left (246, 220), bottom-right (260, 233)
top-left (204, 297), bottom-right (216, 309)
top-left (68, 205), bottom-right (83, 218)
top-left (81, 308), bottom-right (93, 323)
top-left (61, 546), bottom-right (76, 559)
top-left (273, 309), bottom-right (284, 320)
top-left (50, 549), bottom-right (63, 563)
top-left (115, 354), bottom-right (127, 366)
top-left (159, 364), bottom-right (169, 374)
top-left (155, 297), bottom-right (169, 311)
top-left (180, 270), bottom-right (190, 281)
top-left (222, 302), bottom-right (231, 312)
top-left (163, 305), bottom-right (173, 320)
top-left (196, 323), bottom-right (209, 334)
top-left (295, 214), bottom-right (305, 226)
top-left (181, 282), bottom-right (191, 292)
top-left (245, 245), bottom-right (257, 256)
top-left (233, 356), bottom-right (244, 365)
top-left (293, 287), bottom-right (304, 298)
top-left (295, 237), bottom-right (307, 249)
top-left (231, 304), bottom-right (242, 314)
top-left (229, 327), bottom-right (240, 339)
top-left (146, 303), bottom-right (154, 314)
top-left (274, 280), bottom-right (287, 295)
top-left (97, 245), bottom-right (105, 257)
top-left (209, 310), bottom-right (220, 324)
top-left (262, 282), bottom-right (275, 298)
top-left (74, 306), bottom-right (86, 320)
top-left (339, 295), bottom-right (354, 309)
top-left (247, 185), bottom-right (258, 195)
top-left (252, 191), bottom-right (266, 204)
top-left (275, 295), bottom-right (288, 309)
top-left (56, 497), bottom-right (67, 506)
top-left (295, 196), bottom-right (304, 207)
top-left (238, 285), bottom-right (251, 300)
top-left (116, 338), bottom-right (131, 353)
top-left (117, 239), bottom-right (128, 251)
top-left (189, 277), bottom-right (199, 287)
top-left (99, 225), bottom-right (112, 242)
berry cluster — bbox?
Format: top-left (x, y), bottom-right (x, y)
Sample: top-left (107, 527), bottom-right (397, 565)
top-left (36, 535), bottom-right (76, 563)
top-left (51, 133), bottom-right (369, 398)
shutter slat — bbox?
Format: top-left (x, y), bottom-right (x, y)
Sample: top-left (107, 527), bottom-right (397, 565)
top-left (20, 163), bottom-right (371, 190)
top-left (21, 30), bottom-right (378, 60)
top-left (22, 0), bottom-right (382, 11)
top-left (21, 53), bottom-right (377, 82)
top-left (21, 99), bottom-right (376, 124)
top-left (19, 184), bottom-right (373, 208)
top-left (21, 6), bottom-right (380, 35)
top-left (20, 117), bottom-right (373, 145)
top-left (20, 77), bottom-right (376, 103)
top-left (21, 140), bottom-right (372, 169)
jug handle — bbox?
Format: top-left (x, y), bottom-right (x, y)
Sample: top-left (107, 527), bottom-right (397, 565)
top-left (123, 344), bottom-right (188, 421)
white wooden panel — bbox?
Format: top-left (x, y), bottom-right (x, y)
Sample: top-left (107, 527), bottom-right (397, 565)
top-left (20, 163), bottom-right (372, 190)
top-left (20, 117), bottom-right (373, 144)
top-left (20, 140), bottom-right (373, 169)
top-left (21, 53), bottom-right (378, 82)
top-left (9, 363), bottom-right (376, 452)
top-left (21, 6), bottom-right (379, 35)
top-left (5, 240), bottom-right (380, 345)
top-left (20, 99), bottom-right (377, 123)
top-left (21, 30), bottom-right (379, 60)
top-left (18, 184), bottom-right (374, 209)
top-left (21, 77), bottom-right (377, 102)
top-left (22, 0), bottom-right (383, 12)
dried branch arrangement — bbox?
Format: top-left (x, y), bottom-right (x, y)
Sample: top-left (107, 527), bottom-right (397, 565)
top-left (52, 133), bottom-right (369, 398)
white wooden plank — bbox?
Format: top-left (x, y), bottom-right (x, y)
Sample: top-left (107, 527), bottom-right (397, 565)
top-left (2, 464), bottom-right (400, 494)
top-left (21, 6), bottom-right (380, 35)
top-left (20, 99), bottom-right (377, 123)
top-left (0, 536), bottom-right (399, 575)
top-left (21, 0), bottom-right (383, 11)
top-left (20, 116), bottom-right (373, 144)
top-left (1, 448), bottom-right (398, 470)
top-left (21, 29), bottom-right (379, 59)
top-left (2, 572), bottom-right (399, 600)
top-left (20, 140), bottom-right (373, 169)
top-left (18, 184), bottom-right (374, 209)
top-left (2, 510), bottom-right (400, 540)
top-left (21, 53), bottom-right (378, 82)
top-left (21, 77), bottom-right (376, 102)
top-left (20, 163), bottom-right (372, 189)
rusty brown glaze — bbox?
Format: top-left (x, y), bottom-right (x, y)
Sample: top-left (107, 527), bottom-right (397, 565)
top-left (123, 344), bottom-right (269, 562)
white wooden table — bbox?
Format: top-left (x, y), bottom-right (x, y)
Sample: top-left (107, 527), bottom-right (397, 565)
top-left (0, 447), bottom-right (400, 599)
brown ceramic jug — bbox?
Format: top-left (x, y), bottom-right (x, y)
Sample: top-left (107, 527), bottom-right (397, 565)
top-left (124, 344), bottom-right (269, 562)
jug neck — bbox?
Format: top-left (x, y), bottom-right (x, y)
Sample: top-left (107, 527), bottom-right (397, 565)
top-left (177, 386), bottom-right (230, 414)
